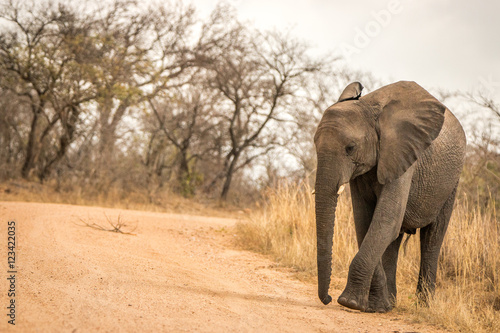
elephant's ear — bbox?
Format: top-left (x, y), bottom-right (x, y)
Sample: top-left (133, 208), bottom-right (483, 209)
top-left (337, 82), bottom-right (363, 102)
top-left (377, 98), bottom-right (445, 184)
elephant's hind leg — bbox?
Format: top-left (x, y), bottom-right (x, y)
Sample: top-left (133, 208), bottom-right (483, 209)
top-left (417, 186), bottom-right (457, 304)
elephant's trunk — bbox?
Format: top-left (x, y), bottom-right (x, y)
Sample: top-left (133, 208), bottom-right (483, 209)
top-left (315, 159), bottom-right (340, 305)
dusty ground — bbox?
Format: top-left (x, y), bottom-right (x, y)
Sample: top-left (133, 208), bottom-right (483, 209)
top-left (0, 202), bottom-right (447, 332)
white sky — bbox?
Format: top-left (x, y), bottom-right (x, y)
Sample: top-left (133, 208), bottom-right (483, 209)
top-left (188, 0), bottom-right (500, 100)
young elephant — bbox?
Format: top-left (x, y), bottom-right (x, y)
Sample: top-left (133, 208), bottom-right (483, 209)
top-left (314, 81), bottom-right (466, 312)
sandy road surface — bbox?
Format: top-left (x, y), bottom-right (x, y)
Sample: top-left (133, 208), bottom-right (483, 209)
top-left (0, 202), bottom-right (446, 332)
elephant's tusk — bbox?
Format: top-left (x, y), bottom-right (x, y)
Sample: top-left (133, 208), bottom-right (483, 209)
top-left (337, 185), bottom-right (345, 195)
top-left (312, 186), bottom-right (344, 195)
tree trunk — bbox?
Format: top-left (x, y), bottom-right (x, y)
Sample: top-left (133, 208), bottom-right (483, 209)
top-left (21, 110), bottom-right (39, 179)
top-left (39, 108), bottom-right (79, 181)
top-left (220, 152), bottom-right (240, 200)
top-left (177, 150), bottom-right (190, 185)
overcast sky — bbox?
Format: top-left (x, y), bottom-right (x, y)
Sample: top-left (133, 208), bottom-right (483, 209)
top-left (188, 0), bottom-right (500, 100)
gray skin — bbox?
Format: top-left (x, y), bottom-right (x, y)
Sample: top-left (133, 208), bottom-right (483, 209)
top-left (314, 81), bottom-right (466, 312)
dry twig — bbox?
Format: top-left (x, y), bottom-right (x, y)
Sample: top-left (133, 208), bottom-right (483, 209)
top-left (77, 213), bottom-right (137, 235)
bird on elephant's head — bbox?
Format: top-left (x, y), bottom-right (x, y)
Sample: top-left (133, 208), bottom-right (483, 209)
top-left (314, 81), bottom-right (465, 312)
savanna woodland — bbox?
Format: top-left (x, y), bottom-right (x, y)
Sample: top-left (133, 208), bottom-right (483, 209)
top-left (0, 1), bottom-right (499, 332)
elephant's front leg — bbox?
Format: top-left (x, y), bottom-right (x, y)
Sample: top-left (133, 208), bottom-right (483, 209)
top-left (365, 232), bottom-right (403, 312)
top-left (338, 254), bottom-right (393, 312)
top-left (350, 182), bottom-right (391, 312)
top-left (338, 170), bottom-right (413, 312)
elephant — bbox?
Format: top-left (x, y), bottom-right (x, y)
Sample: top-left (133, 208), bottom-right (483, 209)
top-left (314, 81), bottom-right (466, 312)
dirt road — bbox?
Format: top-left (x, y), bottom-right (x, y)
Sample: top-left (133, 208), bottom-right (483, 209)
top-left (0, 202), bottom-right (445, 332)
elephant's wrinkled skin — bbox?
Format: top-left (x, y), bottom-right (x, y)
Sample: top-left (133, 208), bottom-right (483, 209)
top-left (314, 81), bottom-right (466, 312)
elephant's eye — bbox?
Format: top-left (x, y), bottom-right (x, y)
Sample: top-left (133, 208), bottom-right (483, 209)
top-left (345, 143), bottom-right (356, 156)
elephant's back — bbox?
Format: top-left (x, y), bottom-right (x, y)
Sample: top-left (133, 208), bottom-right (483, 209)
top-left (404, 108), bottom-right (466, 228)
top-left (432, 108), bottom-right (466, 164)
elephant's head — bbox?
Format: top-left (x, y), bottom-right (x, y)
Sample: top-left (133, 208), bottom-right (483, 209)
top-left (314, 81), bottom-right (446, 305)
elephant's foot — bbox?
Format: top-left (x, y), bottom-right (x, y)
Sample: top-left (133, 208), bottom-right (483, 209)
top-left (366, 283), bottom-right (392, 313)
top-left (337, 288), bottom-right (369, 312)
top-left (366, 294), bottom-right (392, 313)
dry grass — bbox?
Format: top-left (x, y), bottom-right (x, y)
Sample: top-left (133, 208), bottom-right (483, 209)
top-left (0, 179), bottom-right (236, 218)
top-left (236, 182), bottom-right (500, 333)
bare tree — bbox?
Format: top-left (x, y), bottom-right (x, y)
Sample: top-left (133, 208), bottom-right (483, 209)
top-left (0, 88), bottom-right (29, 178)
top-left (468, 92), bottom-right (500, 128)
top-left (69, 0), bottom-right (198, 183)
top-left (146, 84), bottom-right (220, 196)
top-left (201, 26), bottom-right (322, 200)
top-left (459, 91), bottom-right (500, 212)
top-left (0, 1), bottom-right (95, 181)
